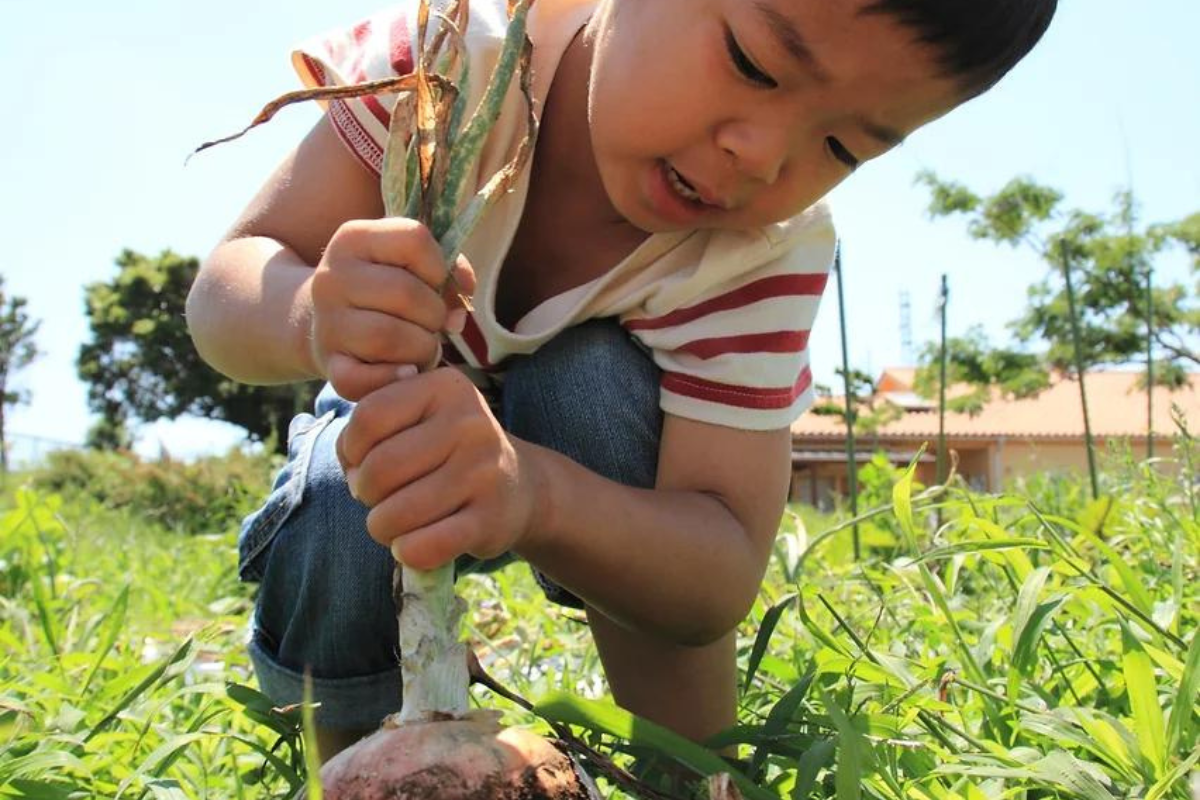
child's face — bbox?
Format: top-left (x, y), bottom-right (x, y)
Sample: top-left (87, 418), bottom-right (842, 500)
top-left (584, 0), bottom-right (966, 233)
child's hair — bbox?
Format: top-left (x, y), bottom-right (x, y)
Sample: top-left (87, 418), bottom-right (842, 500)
top-left (861, 0), bottom-right (1058, 99)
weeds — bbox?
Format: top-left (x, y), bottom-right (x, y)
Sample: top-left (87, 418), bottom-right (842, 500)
top-left (0, 433), bottom-right (1195, 798)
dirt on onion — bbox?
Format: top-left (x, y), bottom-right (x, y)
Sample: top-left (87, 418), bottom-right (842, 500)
top-left (312, 711), bottom-right (596, 800)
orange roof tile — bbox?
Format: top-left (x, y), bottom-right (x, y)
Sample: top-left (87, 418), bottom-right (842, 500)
top-left (793, 369), bottom-right (1199, 440)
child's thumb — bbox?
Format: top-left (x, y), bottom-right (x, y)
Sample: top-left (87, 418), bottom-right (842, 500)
top-left (442, 255), bottom-right (477, 334)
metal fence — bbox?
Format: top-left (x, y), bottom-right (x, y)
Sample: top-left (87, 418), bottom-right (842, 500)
top-left (3, 432), bottom-right (84, 471)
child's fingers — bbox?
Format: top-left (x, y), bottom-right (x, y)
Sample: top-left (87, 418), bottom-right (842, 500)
top-left (337, 375), bottom-right (435, 469)
top-left (347, 413), bottom-right (455, 508)
top-left (335, 310), bottom-right (443, 367)
top-left (325, 353), bottom-right (406, 403)
top-left (332, 217), bottom-right (449, 294)
top-left (330, 257), bottom-right (448, 333)
top-left (387, 512), bottom-right (471, 571)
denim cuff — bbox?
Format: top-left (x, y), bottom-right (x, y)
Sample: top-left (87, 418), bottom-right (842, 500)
top-left (248, 634), bottom-right (402, 730)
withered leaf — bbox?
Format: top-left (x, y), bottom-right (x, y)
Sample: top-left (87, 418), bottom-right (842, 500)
top-left (190, 73), bottom-right (456, 159)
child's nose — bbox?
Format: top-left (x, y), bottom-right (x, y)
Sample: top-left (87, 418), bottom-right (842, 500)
top-left (714, 120), bottom-right (788, 186)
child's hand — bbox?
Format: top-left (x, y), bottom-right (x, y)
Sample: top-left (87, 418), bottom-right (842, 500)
top-left (335, 369), bottom-right (543, 570)
top-left (309, 218), bottom-right (476, 401)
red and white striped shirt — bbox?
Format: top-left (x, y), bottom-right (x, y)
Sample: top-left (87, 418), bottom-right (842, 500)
top-left (293, 0), bottom-right (836, 430)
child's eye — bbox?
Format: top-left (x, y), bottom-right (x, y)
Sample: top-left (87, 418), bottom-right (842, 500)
top-left (826, 136), bottom-right (860, 170)
top-left (724, 28), bottom-right (777, 89)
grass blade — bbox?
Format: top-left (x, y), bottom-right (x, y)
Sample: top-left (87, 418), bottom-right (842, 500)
top-left (28, 564), bottom-right (61, 662)
top-left (224, 733), bottom-right (304, 789)
top-left (748, 668), bottom-right (815, 780)
top-left (933, 751), bottom-right (1114, 800)
top-left (891, 451), bottom-right (922, 553)
top-left (1144, 746), bottom-right (1200, 800)
top-left (908, 537), bottom-right (1049, 566)
top-left (225, 681), bottom-right (303, 738)
top-left (1083, 531), bottom-right (1155, 619)
top-left (302, 671), bottom-right (324, 800)
top-left (1121, 622), bottom-right (1167, 778)
top-left (1165, 631), bottom-right (1199, 755)
top-left (144, 780), bottom-right (189, 800)
top-left (0, 778), bottom-right (90, 800)
top-left (84, 637), bottom-right (195, 743)
top-left (817, 687), bottom-right (867, 800)
top-left (114, 732), bottom-right (209, 799)
top-left (792, 739), bottom-right (836, 800)
top-left (535, 692), bottom-right (777, 800)
top-left (744, 593), bottom-right (797, 692)
top-left (79, 583), bottom-right (130, 698)
top-left (1011, 567), bottom-right (1068, 676)
top-left (0, 750), bottom-right (92, 783)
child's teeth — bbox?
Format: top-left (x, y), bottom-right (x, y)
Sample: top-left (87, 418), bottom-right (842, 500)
top-left (668, 166), bottom-right (702, 202)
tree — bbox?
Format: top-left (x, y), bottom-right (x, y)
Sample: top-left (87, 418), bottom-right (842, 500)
top-left (812, 368), bottom-right (904, 443)
top-left (912, 327), bottom-right (1050, 417)
top-left (0, 277), bottom-right (41, 473)
top-left (916, 174), bottom-right (1197, 386)
top-left (77, 249), bottom-right (318, 452)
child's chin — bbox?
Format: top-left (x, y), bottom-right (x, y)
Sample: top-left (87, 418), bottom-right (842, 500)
top-left (615, 200), bottom-right (701, 234)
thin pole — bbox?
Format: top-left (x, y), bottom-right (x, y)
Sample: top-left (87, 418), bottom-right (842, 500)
top-left (1060, 241), bottom-right (1100, 499)
top-left (1145, 258), bottom-right (1154, 460)
top-left (937, 274), bottom-right (949, 487)
top-left (835, 244), bottom-right (860, 560)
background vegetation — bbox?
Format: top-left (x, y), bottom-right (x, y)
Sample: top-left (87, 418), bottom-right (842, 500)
top-left (1, 429), bottom-right (1195, 799)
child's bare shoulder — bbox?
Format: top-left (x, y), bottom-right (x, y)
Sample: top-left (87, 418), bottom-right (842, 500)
top-left (223, 117), bottom-right (384, 267)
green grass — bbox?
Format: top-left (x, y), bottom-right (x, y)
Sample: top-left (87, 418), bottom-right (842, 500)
top-left (0, 436), bottom-right (1196, 799)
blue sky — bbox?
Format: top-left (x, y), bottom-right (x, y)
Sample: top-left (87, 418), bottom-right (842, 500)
top-left (2, 0), bottom-right (1197, 459)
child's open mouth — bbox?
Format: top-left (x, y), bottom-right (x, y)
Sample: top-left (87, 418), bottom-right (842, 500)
top-left (649, 160), bottom-right (723, 225)
top-left (666, 164), bottom-right (704, 203)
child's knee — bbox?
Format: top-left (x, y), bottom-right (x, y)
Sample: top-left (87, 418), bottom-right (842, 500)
top-left (243, 411), bottom-right (399, 680)
top-left (501, 318), bottom-right (662, 488)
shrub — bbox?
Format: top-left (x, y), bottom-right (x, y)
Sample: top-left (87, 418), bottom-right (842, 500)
top-left (32, 446), bottom-right (280, 533)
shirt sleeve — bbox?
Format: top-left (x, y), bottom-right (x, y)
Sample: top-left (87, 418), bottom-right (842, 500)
top-left (623, 207), bottom-right (837, 431)
top-left (291, 5), bottom-right (416, 176)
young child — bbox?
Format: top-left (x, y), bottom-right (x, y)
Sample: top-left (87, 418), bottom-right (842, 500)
top-left (187, 0), bottom-right (1056, 762)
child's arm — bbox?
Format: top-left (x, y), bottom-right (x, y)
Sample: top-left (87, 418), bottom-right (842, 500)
top-left (186, 116), bottom-right (472, 397)
top-left (518, 415), bottom-right (791, 646)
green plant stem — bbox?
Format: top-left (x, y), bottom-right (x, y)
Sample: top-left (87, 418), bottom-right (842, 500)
top-left (796, 484), bottom-right (951, 575)
top-left (951, 677), bottom-right (1043, 716)
top-left (434, 0), bottom-right (532, 238)
top-left (1050, 618), bottom-right (1108, 704)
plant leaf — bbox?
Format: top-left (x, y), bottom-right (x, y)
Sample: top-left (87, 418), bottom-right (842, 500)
top-left (0, 749), bottom-right (92, 783)
top-left (1121, 622), bottom-right (1167, 778)
top-left (792, 739), bottom-right (836, 800)
top-left (908, 538), bottom-right (1049, 567)
top-left (1165, 631), bottom-right (1199, 755)
top-left (744, 593), bottom-right (797, 692)
top-left (749, 668), bottom-right (814, 780)
top-left (817, 687), bottom-right (868, 800)
top-left (84, 637), bottom-right (196, 743)
top-left (79, 583), bottom-right (130, 698)
top-left (535, 692), bottom-right (776, 800)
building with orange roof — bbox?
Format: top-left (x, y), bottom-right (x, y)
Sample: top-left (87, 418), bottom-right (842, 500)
top-left (789, 367), bottom-right (1198, 508)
